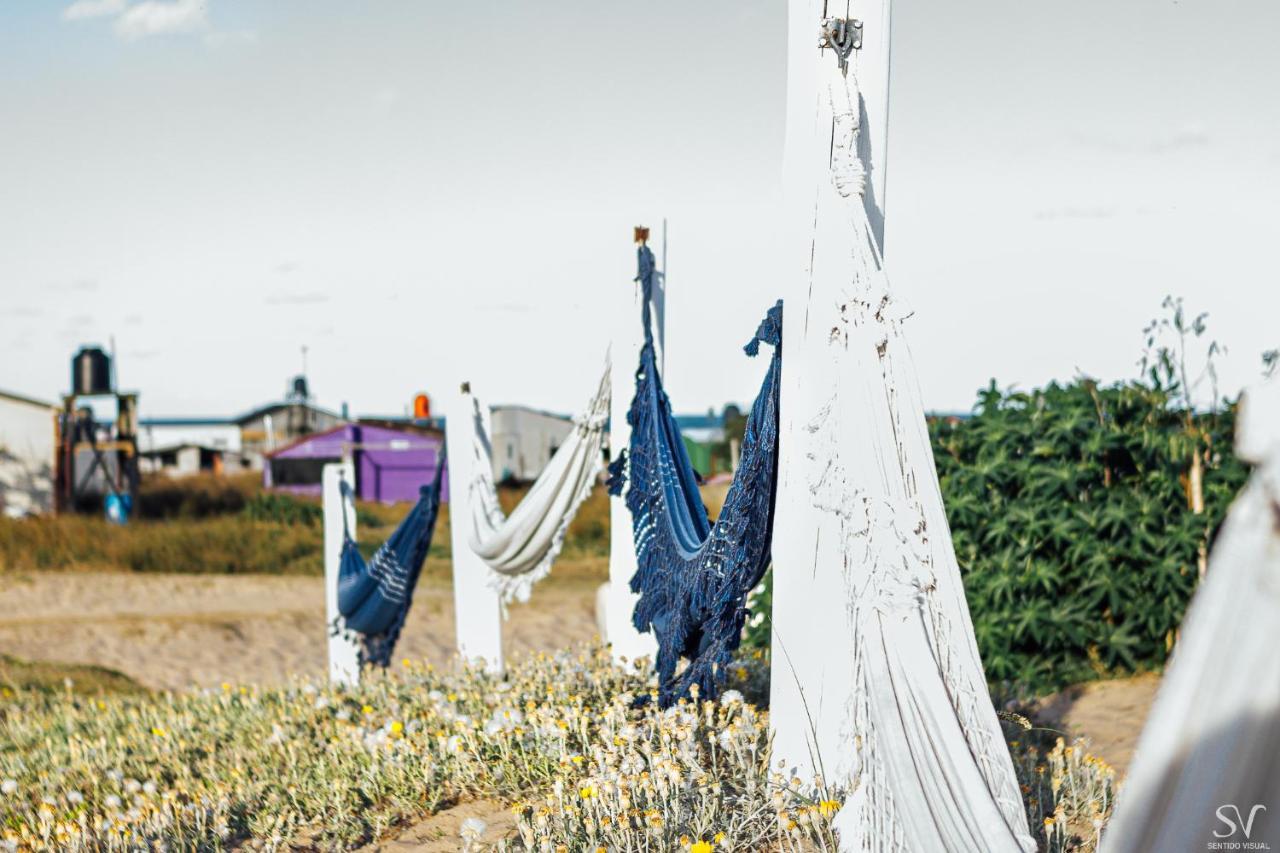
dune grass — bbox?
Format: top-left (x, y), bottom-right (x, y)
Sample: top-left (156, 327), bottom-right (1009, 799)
top-left (0, 476), bottom-right (619, 577)
top-left (0, 647), bottom-right (1113, 852)
top-left (0, 655), bottom-right (146, 698)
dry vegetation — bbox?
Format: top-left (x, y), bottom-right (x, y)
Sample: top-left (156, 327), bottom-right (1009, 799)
top-left (0, 476), bottom-right (1121, 850)
top-left (0, 647), bottom-right (1113, 852)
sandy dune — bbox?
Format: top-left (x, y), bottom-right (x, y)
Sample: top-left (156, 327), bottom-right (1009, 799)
top-left (0, 568), bottom-right (602, 691)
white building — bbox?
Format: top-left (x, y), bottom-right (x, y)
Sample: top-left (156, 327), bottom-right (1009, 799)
top-left (0, 389), bottom-right (57, 517)
top-left (488, 405), bottom-right (574, 483)
top-left (138, 417), bottom-right (242, 456)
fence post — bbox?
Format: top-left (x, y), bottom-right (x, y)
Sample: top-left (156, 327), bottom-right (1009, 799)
top-left (606, 227), bottom-right (664, 665)
top-left (445, 384), bottom-right (505, 674)
top-left (322, 461), bottom-right (361, 686)
top-left (769, 0), bottom-right (893, 782)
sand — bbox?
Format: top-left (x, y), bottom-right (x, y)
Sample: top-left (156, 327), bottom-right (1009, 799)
top-left (0, 567), bottom-right (603, 692)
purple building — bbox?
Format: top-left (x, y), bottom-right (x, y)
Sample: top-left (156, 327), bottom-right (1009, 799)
top-left (264, 422), bottom-right (448, 504)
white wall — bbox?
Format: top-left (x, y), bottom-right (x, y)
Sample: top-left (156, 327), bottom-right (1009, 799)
top-left (0, 394), bottom-right (56, 517)
top-left (138, 423), bottom-right (241, 454)
top-left (488, 407), bottom-right (573, 482)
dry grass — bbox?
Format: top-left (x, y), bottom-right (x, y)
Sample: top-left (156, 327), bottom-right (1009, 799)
top-left (0, 646), bottom-right (1113, 852)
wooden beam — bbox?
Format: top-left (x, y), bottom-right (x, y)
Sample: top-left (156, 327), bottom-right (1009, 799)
top-left (445, 384), bottom-right (505, 674)
top-left (322, 462), bottom-right (361, 686)
top-left (606, 227), bottom-right (664, 665)
top-left (769, 0), bottom-right (894, 783)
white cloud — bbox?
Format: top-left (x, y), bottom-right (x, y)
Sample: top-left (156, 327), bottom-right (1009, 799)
top-left (114, 0), bottom-right (208, 40)
top-left (62, 0), bottom-right (128, 21)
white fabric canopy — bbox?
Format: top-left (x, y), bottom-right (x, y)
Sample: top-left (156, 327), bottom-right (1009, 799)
top-left (463, 363), bottom-right (610, 605)
top-left (783, 55), bottom-right (1035, 852)
top-left (1102, 378), bottom-right (1280, 851)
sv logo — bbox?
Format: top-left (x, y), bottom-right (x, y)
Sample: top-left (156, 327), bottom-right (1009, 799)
top-left (1215, 804), bottom-right (1268, 839)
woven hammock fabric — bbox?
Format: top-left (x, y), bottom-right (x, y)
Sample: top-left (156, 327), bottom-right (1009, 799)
top-left (336, 454), bottom-right (445, 666)
top-left (464, 365), bottom-right (610, 605)
top-left (786, 60), bottom-right (1036, 852)
top-left (1101, 379), bottom-right (1280, 851)
top-left (610, 243), bottom-right (782, 708)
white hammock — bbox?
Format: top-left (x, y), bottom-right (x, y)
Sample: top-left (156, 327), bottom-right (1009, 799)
top-left (1101, 378), bottom-right (1280, 852)
top-left (800, 62), bottom-right (1036, 852)
top-left (463, 363), bottom-right (610, 605)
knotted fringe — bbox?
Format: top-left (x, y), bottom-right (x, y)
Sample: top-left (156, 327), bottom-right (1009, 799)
top-left (611, 244), bottom-right (782, 707)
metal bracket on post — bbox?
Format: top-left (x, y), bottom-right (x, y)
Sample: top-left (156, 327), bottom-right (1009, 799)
top-left (820, 17), bottom-right (863, 72)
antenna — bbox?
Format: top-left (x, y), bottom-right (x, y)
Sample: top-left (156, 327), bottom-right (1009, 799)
top-left (301, 345), bottom-right (309, 379)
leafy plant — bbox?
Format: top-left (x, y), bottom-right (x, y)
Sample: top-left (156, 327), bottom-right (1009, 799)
top-left (747, 299), bottom-right (1250, 695)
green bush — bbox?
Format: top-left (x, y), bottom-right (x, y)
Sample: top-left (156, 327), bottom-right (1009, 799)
top-left (240, 491), bottom-right (324, 526)
top-left (937, 378), bottom-right (1243, 692)
top-left (744, 376), bottom-right (1247, 695)
top-left (135, 472), bottom-right (259, 519)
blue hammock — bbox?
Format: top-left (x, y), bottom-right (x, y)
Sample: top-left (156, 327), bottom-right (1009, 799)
top-left (609, 245), bottom-right (782, 707)
top-left (336, 452), bottom-right (445, 667)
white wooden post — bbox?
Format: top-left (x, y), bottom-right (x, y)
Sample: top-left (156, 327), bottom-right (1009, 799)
top-left (445, 384), bottom-right (505, 673)
top-left (606, 228), bottom-right (664, 664)
top-left (769, 0), bottom-right (893, 781)
top-left (322, 461), bottom-right (361, 686)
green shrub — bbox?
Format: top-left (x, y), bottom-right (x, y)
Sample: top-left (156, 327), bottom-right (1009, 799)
top-left (744, 377), bottom-right (1247, 695)
top-left (240, 491), bottom-right (324, 526)
top-left (135, 472), bottom-right (260, 519)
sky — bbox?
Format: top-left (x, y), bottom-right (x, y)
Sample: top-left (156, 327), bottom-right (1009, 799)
top-left (2, 0), bottom-right (1277, 419)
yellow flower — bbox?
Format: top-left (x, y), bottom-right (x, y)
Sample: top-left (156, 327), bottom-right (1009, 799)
top-left (401, 658), bottom-right (411, 667)
top-left (390, 721), bottom-right (404, 735)
top-left (818, 799), bottom-right (841, 818)
top-left (151, 727), bottom-right (166, 737)
top-left (361, 705), bottom-right (373, 715)
top-left (221, 682), bottom-right (231, 691)
top-left (690, 841), bottom-right (713, 853)
top-left (579, 785), bottom-right (596, 799)
top-left (713, 831), bottom-right (726, 843)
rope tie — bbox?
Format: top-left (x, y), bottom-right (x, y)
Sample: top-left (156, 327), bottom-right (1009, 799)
top-left (828, 75), bottom-right (866, 200)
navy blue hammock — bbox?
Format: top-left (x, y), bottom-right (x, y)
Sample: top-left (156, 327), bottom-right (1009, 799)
top-left (336, 452), bottom-right (446, 667)
top-left (609, 245), bottom-right (782, 707)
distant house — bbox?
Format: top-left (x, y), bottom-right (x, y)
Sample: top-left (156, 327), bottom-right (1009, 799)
top-left (264, 422), bottom-right (448, 504)
top-left (237, 401), bottom-right (344, 469)
top-left (0, 389), bottom-right (57, 517)
top-left (138, 417), bottom-right (242, 473)
top-left (139, 401), bottom-right (343, 475)
top-left (489, 405), bottom-right (574, 483)
top-left (673, 412), bottom-right (726, 445)
top-left (138, 443), bottom-right (226, 478)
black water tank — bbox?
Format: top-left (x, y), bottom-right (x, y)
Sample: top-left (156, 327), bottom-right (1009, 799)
top-left (71, 347), bottom-right (112, 396)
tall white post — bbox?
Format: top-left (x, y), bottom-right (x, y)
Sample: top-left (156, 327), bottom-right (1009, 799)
top-left (445, 384), bottom-right (505, 673)
top-left (607, 229), bottom-right (664, 664)
top-left (769, 0), bottom-right (893, 781)
top-left (322, 461), bottom-right (361, 686)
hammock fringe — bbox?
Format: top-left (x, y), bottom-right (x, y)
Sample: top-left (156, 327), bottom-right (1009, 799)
top-left (615, 243), bottom-right (782, 707)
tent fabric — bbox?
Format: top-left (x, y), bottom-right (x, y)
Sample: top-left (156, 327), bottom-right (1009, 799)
top-left (464, 365), bottom-right (610, 605)
top-left (609, 242), bottom-right (782, 708)
top-left (1101, 378), bottom-right (1280, 852)
top-left (336, 453), bottom-right (445, 666)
